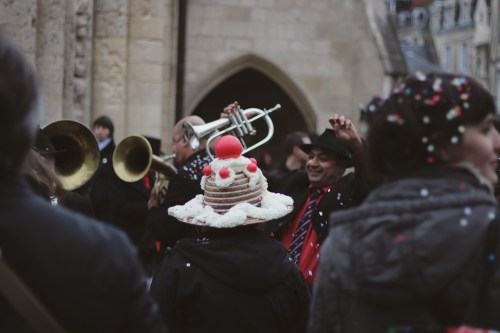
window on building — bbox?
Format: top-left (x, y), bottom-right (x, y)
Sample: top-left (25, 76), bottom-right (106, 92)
top-left (476, 45), bottom-right (490, 77)
top-left (454, 0), bottom-right (460, 23)
top-left (496, 71), bottom-right (500, 111)
top-left (462, 0), bottom-right (472, 24)
top-left (459, 42), bottom-right (468, 73)
top-left (439, 6), bottom-right (444, 28)
top-left (444, 5), bottom-right (454, 27)
top-left (444, 45), bottom-right (453, 71)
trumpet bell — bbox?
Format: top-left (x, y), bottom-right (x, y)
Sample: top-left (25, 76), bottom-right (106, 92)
top-left (43, 120), bottom-right (100, 190)
top-left (113, 135), bottom-right (152, 182)
top-left (113, 135), bottom-right (177, 183)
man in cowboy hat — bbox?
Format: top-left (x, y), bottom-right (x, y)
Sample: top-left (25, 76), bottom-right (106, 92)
top-left (270, 114), bottom-right (371, 286)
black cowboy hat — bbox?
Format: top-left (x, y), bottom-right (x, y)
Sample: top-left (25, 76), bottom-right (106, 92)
top-left (300, 129), bottom-right (353, 167)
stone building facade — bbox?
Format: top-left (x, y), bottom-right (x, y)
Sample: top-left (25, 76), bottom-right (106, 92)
top-left (1, 0), bottom-right (396, 157)
top-left (427, 0), bottom-right (500, 107)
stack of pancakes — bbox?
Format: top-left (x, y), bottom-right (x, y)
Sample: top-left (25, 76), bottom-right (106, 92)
top-left (203, 171), bottom-right (262, 216)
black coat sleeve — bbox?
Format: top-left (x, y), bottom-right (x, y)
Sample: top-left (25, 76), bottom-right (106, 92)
top-left (146, 175), bottom-right (201, 247)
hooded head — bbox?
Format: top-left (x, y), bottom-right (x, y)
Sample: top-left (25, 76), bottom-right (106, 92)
top-left (0, 33), bottom-right (40, 179)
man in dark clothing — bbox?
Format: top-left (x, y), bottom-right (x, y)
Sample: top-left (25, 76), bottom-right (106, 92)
top-left (0, 32), bottom-right (164, 333)
top-left (269, 115), bottom-right (370, 286)
top-left (87, 115), bottom-right (117, 223)
top-left (147, 115), bottom-right (212, 249)
top-left (86, 115), bottom-right (157, 274)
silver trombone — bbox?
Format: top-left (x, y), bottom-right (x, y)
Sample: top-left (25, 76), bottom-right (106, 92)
top-left (182, 103), bottom-right (281, 160)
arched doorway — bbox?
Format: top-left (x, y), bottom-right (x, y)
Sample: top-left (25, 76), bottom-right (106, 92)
top-left (192, 68), bottom-right (309, 170)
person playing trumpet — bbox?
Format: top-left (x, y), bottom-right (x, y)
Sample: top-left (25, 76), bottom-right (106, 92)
top-left (147, 115), bottom-right (213, 255)
top-left (147, 101), bottom-right (282, 259)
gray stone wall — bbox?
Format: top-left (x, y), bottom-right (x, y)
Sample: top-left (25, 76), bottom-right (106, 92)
top-left (184, 0), bottom-right (387, 133)
top-left (1, 0), bottom-right (390, 151)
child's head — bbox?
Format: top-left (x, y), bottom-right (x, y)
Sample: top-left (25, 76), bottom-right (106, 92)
top-left (365, 72), bottom-right (499, 181)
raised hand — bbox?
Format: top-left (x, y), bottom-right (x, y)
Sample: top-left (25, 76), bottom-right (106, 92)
top-left (329, 114), bottom-right (363, 154)
top-left (221, 101), bottom-right (240, 118)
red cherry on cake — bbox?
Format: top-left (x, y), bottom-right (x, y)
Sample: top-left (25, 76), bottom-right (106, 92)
top-left (203, 165), bottom-right (212, 176)
top-left (247, 163), bottom-right (257, 173)
top-left (249, 158), bottom-right (257, 165)
top-left (214, 135), bottom-right (243, 159)
top-left (219, 167), bottom-right (230, 178)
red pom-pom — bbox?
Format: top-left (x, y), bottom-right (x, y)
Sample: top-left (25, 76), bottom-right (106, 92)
top-left (203, 165), bottom-right (212, 176)
top-left (247, 163), bottom-right (257, 173)
top-left (249, 158), bottom-right (257, 165)
top-left (214, 135), bottom-right (243, 160)
top-left (219, 167), bottom-right (230, 179)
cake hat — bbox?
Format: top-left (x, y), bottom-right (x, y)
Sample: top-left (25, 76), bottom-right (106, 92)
top-left (168, 135), bottom-right (293, 228)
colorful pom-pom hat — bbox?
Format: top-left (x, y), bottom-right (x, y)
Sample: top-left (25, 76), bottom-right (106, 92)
top-left (168, 135), bottom-right (293, 228)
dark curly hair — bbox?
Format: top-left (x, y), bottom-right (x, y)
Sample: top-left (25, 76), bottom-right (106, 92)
top-left (364, 72), bottom-right (496, 179)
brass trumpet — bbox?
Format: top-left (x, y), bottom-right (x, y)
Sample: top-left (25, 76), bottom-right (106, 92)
top-left (182, 103), bottom-right (281, 160)
top-left (42, 120), bottom-right (100, 190)
top-left (113, 135), bottom-right (177, 182)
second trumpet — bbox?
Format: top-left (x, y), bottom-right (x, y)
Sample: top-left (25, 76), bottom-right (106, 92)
top-left (113, 135), bottom-right (176, 182)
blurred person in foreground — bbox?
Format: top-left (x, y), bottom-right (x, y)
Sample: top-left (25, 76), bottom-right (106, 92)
top-left (150, 135), bottom-right (310, 333)
top-left (0, 32), bottom-right (164, 333)
top-left (309, 72), bottom-right (500, 332)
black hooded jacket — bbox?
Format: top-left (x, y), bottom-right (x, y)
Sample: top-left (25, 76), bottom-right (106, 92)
top-left (308, 165), bottom-right (500, 333)
top-left (150, 227), bottom-right (310, 333)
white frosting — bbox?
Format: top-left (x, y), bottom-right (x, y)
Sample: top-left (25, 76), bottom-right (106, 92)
top-left (200, 156), bottom-right (266, 191)
top-left (169, 155), bottom-right (293, 228)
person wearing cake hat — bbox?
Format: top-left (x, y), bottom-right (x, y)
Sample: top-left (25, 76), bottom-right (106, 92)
top-left (309, 72), bottom-right (500, 332)
top-left (149, 135), bottom-right (311, 333)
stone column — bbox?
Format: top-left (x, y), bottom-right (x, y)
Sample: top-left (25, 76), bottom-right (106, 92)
top-left (62, 0), bottom-right (94, 125)
top-left (92, 0), bottom-right (129, 140)
top-left (36, 0), bottom-right (67, 124)
top-left (0, 0), bottom-right (38, 64)
top-left (127, 0), bottom-right (175, 150)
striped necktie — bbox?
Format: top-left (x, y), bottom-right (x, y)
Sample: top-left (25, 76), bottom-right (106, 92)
top-left (289, 188), bottom-right (323, 263)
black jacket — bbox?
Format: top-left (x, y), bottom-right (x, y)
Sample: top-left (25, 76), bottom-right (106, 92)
top-left (86, 140), bottom-right (153, 253)
top-left (87, 139), bottom-right (116, 224)
top-left (309, 166), bottom-right (500, 333)
top-left (0, 175), bottom-right (165, 333)
top-left (268, 170), bottom-right (358, 245)
top-left (150, 227), bottom-right (310, 333)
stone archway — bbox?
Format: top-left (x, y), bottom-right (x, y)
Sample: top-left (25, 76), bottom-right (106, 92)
top-left (191, 67), bottom-right (310, 170)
